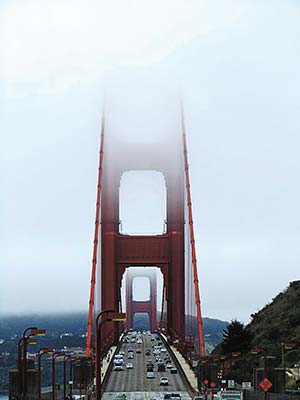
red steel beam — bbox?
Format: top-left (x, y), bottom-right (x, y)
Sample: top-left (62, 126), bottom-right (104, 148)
top-left (86, 118), bottom-right (105, 356)
top-left (182, 110), bottom-right (206, 356)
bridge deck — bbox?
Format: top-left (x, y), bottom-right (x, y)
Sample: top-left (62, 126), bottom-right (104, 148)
top-left (103, 333), bottom-right (191, 399)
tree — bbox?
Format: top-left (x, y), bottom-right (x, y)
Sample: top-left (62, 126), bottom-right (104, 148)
top-left (222, 319), bottom-right (253, 353)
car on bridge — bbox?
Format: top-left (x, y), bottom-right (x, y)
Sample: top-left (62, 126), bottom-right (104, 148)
top-left (158, 362), bottom-right (166, 372)
top-left (164, 394), bottom-right (181, 400)
top-left (126, 362), bottom-right (133, 369)
top-left (170, 367), bottom-right (178, 374)
top-left (113, 365), bottom-right (124, 371)
top-left (146, 370), bottom-right (155, 379)
top-left (113, 395), bottom-right (127, 400)
top-left (160, 377), bottom-right (169, 386)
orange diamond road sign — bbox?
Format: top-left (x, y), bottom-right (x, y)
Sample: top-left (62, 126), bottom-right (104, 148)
top-left (259, 378), bottom-right (272, 392)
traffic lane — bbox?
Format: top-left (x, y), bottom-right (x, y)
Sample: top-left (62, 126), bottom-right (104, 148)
top-left (103, 392), bottom-right (191, 400)
top-left (143, 335), bottom-right (186, 392)
top-left (104, 334), bottom-right (188, 393)
top-left (105, 339), bottom-right (145, 392)
top-left (105, 334), bottom-right (186, 392)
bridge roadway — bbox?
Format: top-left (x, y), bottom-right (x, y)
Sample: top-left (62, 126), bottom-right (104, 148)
top-left (103, 334), bottom-right (192, 400)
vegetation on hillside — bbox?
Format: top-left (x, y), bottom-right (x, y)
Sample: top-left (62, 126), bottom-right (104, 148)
top-left (213, 281), bottom-right (300, 384)
top-left (247, 280), bottom-right (300, 357)
top-left (221, 320), bottom-right (253, 354)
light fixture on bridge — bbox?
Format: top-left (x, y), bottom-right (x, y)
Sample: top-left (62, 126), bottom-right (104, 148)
top-left (26, 337), bottom-right (37, 345)
top-left (31, 328), bottom-right (47, 336)
top-left (108, 312), bottom-right (126, 322)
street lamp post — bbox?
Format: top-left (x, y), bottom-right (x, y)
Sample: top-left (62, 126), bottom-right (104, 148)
top-left (281, 342), bottom-right (300, 393)
top-left (18, 335), bottom-right (37, 399)
top-left (218, 355), bottom-right (228, 382)
top-left (19, 326), bottom-right (46, 400)
top-left (52, 351), bottom-right (65, 400)
top-left (63, 355), bottom-right (72, 400)
top-left (18, 327), bottom-right (38, 399)
top-left (250, 347), bottom-right (268, 400)
top-left (95, 310), bottom-right (126, 400)
top-left (68, 356), bottom-right (78, 398)
top-left (38, 348), bottom-right (53, 400)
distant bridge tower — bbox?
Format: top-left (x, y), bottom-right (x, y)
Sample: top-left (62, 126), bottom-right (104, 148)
top-left (126, 268), bottom-right (157, 332)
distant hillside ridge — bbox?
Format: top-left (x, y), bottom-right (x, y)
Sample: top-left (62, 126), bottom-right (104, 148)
top-left (133, 314), bottom-right (228, 352)
top-left (202, 317), bottom-right (229, 353)
top-left (0, 313), bottom-right (227, 354)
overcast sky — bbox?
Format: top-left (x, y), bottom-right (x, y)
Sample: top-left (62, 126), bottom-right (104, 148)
top-left (0, 0), bottom-right (299, 323)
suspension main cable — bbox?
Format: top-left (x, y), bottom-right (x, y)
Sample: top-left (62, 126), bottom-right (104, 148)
top-left (182, 109), bottom-right (206, 356)
top-left (86, 117), bottom-right (105, 356)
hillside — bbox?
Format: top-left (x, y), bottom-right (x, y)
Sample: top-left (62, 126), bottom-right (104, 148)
top-left (133, 314), bottom-right (228, 352)
top-left (0, 313), bottom-right (227, 358)
top-left (202, 317), bottom-right (229, 353)
top-left (214, 281), bottom-right (300, 365)
top-left (246, 280), bottom-right (300, 357)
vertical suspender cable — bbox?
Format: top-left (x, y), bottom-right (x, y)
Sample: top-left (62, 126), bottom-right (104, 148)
top-left (182, 110), bottom-right (206, 356)
top-left (160, 285), bottom-right (165, 324)
top-left (86, 118), bottom-right (105, 356)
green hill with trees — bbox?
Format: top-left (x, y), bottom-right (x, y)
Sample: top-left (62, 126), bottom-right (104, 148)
top-left (247, 280), bottom-right (300, 354)
top-left (213, 281), bottom-right (300, 383)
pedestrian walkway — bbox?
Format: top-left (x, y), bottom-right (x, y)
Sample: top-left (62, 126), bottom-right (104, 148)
top-left (101, 346), bottom-right (117, 382)
top-left (169, 345), bottom-right (198, 392)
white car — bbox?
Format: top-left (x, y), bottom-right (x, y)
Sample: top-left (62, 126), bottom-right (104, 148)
top-left (126, 362), bottom-right (134, 369)
top-left (160, 377), bottom-right (169, 386)
top-left (114, 365), bottom-right (124, 371)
